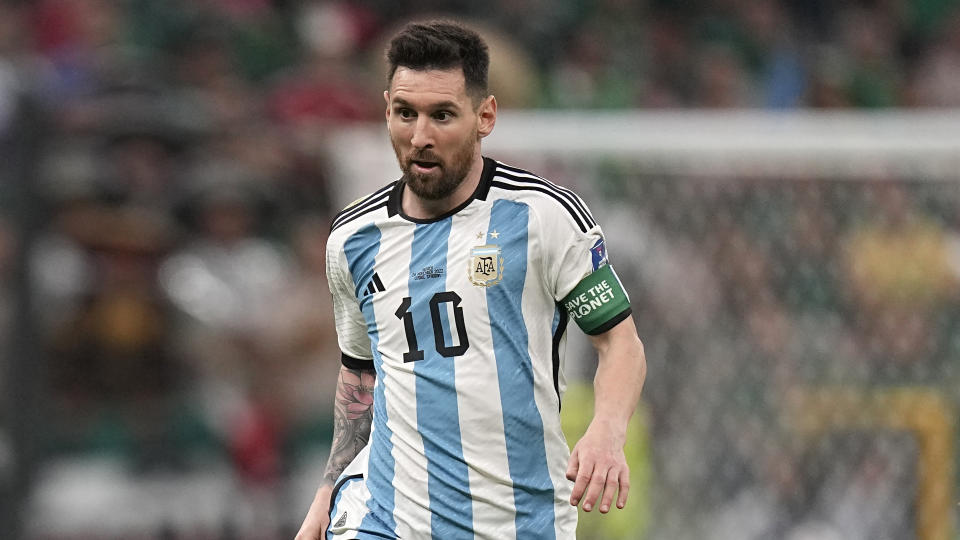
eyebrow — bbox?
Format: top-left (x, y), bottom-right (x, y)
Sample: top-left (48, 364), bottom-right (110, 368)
top-left (391, 97), bottom-right (462, 111)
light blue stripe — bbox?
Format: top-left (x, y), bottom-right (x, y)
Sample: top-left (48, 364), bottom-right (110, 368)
top-left (486, 200), bottom-right (556, 538)
top-left (409, 219), bottom-right (473, 539)
top-left (343, 224), bottom-right (398, 538)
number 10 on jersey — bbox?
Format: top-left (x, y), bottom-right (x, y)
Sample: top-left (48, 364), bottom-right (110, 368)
top-left (395, 292), bottom-right (470, 362)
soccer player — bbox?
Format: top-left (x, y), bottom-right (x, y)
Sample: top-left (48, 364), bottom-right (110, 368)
top-left (295, 20), bottom-right (647, 540)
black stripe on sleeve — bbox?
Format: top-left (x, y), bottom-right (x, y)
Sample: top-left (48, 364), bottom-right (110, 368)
top-left (584, 307), bottom-right (632, 336)
top-left (332, 182), bottom-right (394, 220)
top-left (330, 202), bottom-right (389, 233)
top-left (330, 183), bottom-right (396, 232)
top-left (493, 171), bottom-right (596, 230)
top-left (489, 180), bottom-right (588, 233)
top-left (552, 307), bottom-right (569, 411)
top-left (552, 184), bottom-right (596, 228)
top-left (495, 165), bottom-right (597, 229)
top-left (331, 194), bottom-right (387, 231)
top-left (341, 353), bottom-right (374, 370)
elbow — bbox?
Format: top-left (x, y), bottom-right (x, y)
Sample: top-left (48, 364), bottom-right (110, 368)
top-left (634, 336), bottom-right (647, 386)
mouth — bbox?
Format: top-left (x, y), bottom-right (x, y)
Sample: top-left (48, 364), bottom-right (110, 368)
top-left (410, 159), bottom-right (440, 174)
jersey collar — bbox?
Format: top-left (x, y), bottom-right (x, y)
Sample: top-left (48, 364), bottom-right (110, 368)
top-left (387, 156), bottom-right (495, 223)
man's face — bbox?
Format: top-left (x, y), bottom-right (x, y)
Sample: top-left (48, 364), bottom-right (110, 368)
top-left (385, 67), bottom-right (492, 200)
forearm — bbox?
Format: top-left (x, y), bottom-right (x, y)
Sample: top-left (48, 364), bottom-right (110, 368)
top-left (322, 365), bottom-right (376, 485)
top-left (589, 318), bottom-right (646, 434)
top-left (567, 317), bottom-right (645, 511)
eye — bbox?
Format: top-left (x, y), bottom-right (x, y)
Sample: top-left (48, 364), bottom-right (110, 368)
top-left (397, 108), bottom-right (416, 120)
top-left (433, 111), bottom-right (453, 121)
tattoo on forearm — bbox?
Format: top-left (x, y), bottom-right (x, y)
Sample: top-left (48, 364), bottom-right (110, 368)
top-left (323, 367), bottom-right (375, 483)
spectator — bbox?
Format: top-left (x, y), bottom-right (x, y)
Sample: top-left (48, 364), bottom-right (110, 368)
top-left (841, 181), bottom-right (957, 379)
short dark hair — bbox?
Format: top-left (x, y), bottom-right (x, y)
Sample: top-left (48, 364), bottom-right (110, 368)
top-left (386, 20), bottom-right (489, 103)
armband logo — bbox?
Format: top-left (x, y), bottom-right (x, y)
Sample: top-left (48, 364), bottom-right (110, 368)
top-left (590, 238), bottom-right (608, 270)
top-left (561, 264), bottom-right (630, 334)
top-left (468, 243), bottom-right (503, 287)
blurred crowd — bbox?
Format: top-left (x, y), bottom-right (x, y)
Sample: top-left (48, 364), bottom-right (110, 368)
top-left (0, 0), bottom-right (959, 538)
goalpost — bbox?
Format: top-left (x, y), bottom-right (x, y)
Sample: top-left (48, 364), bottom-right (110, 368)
top-left (326, 110), bottom-right (960, 206)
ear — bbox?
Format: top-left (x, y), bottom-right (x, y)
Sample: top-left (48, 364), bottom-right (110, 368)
top-left (383, 90), bottom-right (391, 121)
top-left (477, 95), bottom-right (497, 139)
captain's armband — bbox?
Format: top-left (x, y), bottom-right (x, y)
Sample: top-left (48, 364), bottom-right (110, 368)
top-left (561, 265), bottom-right (632, 335)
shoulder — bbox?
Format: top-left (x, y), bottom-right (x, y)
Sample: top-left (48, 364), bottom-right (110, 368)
top-left (328, 181), bottom-right (399, 241)
top-left (486, 159), bottom-right (597, 234)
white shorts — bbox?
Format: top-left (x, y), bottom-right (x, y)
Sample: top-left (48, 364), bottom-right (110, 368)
top-left (326, 444), bottom-right (576, 539)
top-left (327, 445), bottom-right (397, 540)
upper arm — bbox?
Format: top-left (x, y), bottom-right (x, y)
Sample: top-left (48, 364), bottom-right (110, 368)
top-left (538, 198), bottom-right (632, 336)
top-left (326, 235), bottom-right (374, 366)
top-left (588, 315), bottom-right (644, 360)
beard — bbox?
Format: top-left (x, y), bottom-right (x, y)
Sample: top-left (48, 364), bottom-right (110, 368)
top-left (393, 132), bottom-right (477, 201)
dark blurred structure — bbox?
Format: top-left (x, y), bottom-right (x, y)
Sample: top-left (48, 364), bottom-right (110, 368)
top-left (2, 0), bottom-right (960, 538)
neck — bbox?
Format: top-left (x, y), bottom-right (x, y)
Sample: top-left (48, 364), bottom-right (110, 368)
top-left (402, 154), bottom-right (485, 219)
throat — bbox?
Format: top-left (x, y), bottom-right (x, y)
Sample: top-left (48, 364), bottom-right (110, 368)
top-left (401, 184), bottom-right (463, 219)
top-left (402, 173), bottom-right (481, 220)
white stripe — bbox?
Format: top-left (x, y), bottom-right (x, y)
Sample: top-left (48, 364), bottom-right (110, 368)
top-left (369, 224), bottom-right (431, 536)
top-left (522, 232), bottom-right (578, 539)
top-left (449, 209), bottom-right (518, 539)
top-left (329, 446), bottom-right (373, 539)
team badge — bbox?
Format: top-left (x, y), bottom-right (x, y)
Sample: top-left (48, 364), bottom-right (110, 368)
top-left (469, 244), bottom-right (503, 287)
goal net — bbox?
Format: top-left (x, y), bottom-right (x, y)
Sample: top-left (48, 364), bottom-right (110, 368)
top-left (326, 111), bottom-right (960, 540)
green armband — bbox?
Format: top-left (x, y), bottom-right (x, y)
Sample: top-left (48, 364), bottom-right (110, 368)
top-left (561, 265), bottom-right (632, 335)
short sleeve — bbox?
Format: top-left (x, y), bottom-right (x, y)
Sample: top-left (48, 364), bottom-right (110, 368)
top-left (326, 236), bottom-right (374, 368)
top-left (541, 203), bottom-right (632, 335)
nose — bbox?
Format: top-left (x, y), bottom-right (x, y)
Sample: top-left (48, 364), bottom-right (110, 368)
top-left (410, 116), bottom-right (434, 149)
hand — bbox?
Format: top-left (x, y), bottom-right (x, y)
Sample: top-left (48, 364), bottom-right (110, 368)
top-left (565, 421), bottom-right (630, 513)
top-left (295, 483), bottom-right (334, 540)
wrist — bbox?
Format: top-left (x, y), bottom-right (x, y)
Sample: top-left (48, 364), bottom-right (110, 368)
top-left (314, 482), bottom-right (335, 502)
top-left (586, 417), bottom-right (628, 445)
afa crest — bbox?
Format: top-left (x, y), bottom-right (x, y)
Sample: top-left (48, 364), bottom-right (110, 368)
top-left (469, 244), bottom-right (503, 287)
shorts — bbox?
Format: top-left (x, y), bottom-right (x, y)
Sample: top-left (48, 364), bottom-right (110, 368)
top-left (326, 445), bottom-right (397, 540)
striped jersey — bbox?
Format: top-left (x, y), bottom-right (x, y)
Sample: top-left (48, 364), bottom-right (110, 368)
top-left (325, 157), bottom-right (632, 539)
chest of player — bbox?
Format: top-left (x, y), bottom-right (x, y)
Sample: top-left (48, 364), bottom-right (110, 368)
top-left (352, 204), bottom-right (539, 365)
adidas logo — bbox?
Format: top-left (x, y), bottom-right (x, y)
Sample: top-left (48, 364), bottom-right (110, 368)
top-left (363, 272), bottom-right (386, 296)
top-left (333, 511), bottom-right (348, 528)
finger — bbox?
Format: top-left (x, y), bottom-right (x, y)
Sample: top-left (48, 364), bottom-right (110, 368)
top-left (581, 465), bottom-right (608, 512)
top-left (569, 460), bottom-right (594, 506)
top-left (617, 475), bottom-right (631, 509)
top-left (565, 449), bottom-right (580, 482)
top-left (598, 469), bottom-right (620, 513)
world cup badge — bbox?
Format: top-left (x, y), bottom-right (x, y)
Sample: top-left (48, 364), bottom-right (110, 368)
top-left (469, 244), bottom-right (503, 286)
